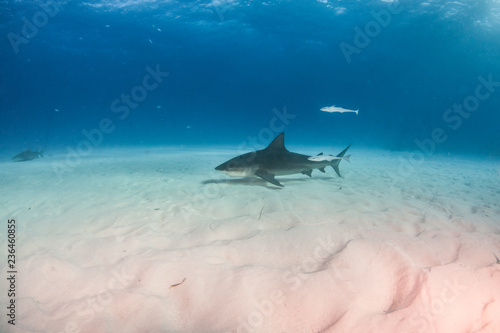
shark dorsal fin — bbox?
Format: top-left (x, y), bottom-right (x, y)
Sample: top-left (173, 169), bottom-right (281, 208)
top-left (265, 133), bottom-right (288, 152)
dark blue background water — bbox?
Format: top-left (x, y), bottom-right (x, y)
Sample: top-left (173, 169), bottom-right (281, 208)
top-left (1, 0), bottom-right (499, 157)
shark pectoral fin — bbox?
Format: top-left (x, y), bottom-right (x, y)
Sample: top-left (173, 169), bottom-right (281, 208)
top-left (302, 170), bottom-right (312, 177)
top-left (319, 167), bottom-right (326, 173)
top-left (255, 169), bottom-right (283, 187)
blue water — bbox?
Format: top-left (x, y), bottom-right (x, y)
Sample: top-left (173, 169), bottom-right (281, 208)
top-left (1, 0), bottom-right (500, 157)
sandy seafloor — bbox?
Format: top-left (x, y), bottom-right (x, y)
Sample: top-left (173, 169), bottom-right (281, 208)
top-left (1, 147), bottom-right (500, 333)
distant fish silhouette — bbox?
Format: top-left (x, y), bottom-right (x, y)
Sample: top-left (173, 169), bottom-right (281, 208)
top-left (11, 148), bottom-right (45, 162)
top-left (320, 105), bottom-right (359, 115)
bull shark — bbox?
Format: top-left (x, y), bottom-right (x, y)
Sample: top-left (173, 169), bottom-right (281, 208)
top-left (11, 148), bottom-right (45, 162)
top-left (215, 133), bottom-right (350, 187)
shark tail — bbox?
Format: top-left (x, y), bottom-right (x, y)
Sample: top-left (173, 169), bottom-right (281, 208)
top-left (40, 146), bottom-right (47, 158)
top-left (331, 144), bottom-right (351, 177)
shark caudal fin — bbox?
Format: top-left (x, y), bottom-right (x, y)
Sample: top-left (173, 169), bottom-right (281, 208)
top-left (331, 144), bottom-right (351, 177)
top-left (39, 147), bottom-right (47, 158)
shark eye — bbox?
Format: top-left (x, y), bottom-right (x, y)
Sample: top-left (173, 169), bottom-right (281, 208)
top-left (229, 163), bottom-right (236, 169)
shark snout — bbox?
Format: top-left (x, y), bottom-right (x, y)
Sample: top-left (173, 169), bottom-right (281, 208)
top-left (215, 163), bottom-right (225, 171)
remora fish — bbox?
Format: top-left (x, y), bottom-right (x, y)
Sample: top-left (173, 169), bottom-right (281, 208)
top-left (307, 153), bottom-right (351, 163)
top-left (320, 105), bottom-right (359, 115)
top-left (215, 133), bottom-right (350, 187)
top-left (11, 148), bottom-right (45, 162)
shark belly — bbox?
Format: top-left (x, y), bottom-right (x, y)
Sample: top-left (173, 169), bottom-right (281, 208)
top-left (268, 166), bottom-right (311, 176)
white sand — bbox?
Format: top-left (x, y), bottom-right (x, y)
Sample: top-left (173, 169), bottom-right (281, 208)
top-left (1, 147), bottom-right (499, 333)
